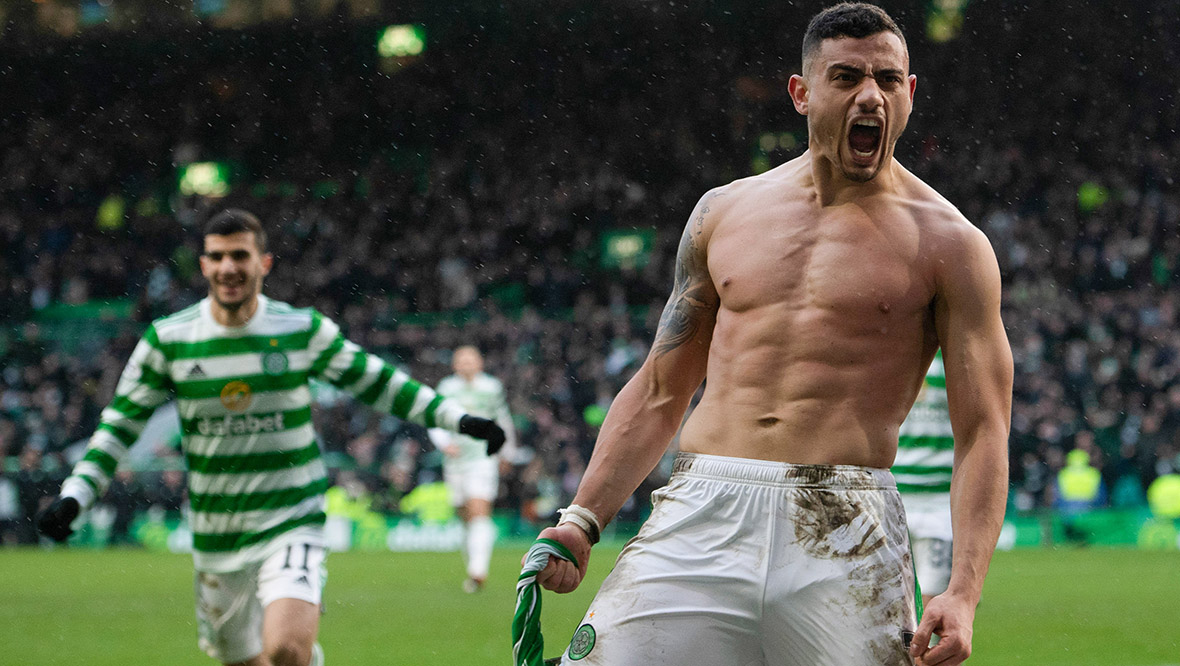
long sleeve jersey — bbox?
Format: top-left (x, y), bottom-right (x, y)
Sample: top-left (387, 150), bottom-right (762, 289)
top-left (893, 351), bottom-right (955, 495)
top-left (60, 295), bottom-right (466, 571)
top-left (427, 372), bottom-right (516, 463)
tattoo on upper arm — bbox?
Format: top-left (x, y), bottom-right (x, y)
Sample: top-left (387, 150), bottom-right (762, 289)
top-left (652, 192), bottom-right (723, 358)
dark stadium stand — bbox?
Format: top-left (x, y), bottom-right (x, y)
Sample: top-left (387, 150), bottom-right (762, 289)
top-left (1, 0), bottom-right (1178, 545)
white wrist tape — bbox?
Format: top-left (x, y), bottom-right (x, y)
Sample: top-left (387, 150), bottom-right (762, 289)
top-left (557, 504), bottom-right (603, 545)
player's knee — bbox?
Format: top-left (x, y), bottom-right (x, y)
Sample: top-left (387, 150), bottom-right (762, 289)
top-left (267, 639), bottom-right (311, 666)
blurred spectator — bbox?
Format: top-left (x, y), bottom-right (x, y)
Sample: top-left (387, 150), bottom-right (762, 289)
top-left (1012, 451), bottom-right (1051, 513)
top-left (0, 1), bottom-right (1178, 537)
top-left (1057, 448), bottom-right (1106, 512)
top-left (1056, 448), bottom-right (1107, 545)
top-left (146, 469), bottom-right (187, 521)
top-left (1146, 473), bottom-right (1180, 520)
top-left (102, 469), bottom-right (147, 546)
top-left (1106, 443), bottom-right (1148, 509)
top-left (0, 467), bottom-right (20, 544)
top-left (14, 448), bottom-right (59, 544)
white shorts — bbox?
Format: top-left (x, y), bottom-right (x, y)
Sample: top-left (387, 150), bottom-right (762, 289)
top-left (899, 492), bottom-right (952, 541)
top-left (910, 536), bottom-right (953, 597)
top-left (195, 538), bottom-right (327, 663)
top-left (444, 456), bottom-right (499, 505)
top-left (560, 453), bottom-right (918, 666)
top-left (899, 493), bottom-right (952, 597)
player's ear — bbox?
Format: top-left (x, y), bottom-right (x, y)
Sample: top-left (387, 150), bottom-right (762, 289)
top-left (908, 74), bottom-right (917, 103)
top-left (789, 74), bottom-right (809, 115)
top-left (261, 252), bottom-right (274, 276)
top-left (199, 252), bottom-right (214, 279)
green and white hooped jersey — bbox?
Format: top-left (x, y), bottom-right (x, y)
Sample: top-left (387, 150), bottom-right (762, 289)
top-left (61, 295), bottom-right (466, 571)
top-left (893, 352), bottom-right (954, 496)
top-left (428, 373), bottom-right (513, 463)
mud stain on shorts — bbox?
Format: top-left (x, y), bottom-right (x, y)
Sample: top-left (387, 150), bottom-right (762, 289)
top-left (784, 464), bottom-right (837, 485)
top-left (883, 493), bottom-right (911, 546)
top-left (793, 490), bottom-right (886, 558)
top-left (847, 561), bottom-right (890, 609)
top-left (845, 563), bottom-right (915, 665)
top-left (869, 633), bottom-right (915, 666)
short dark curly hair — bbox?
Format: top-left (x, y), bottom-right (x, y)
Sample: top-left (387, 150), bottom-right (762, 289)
top-left (802, 3), bottom-right (907, 74)
top-left (204, 208), bottom-right (267, 252)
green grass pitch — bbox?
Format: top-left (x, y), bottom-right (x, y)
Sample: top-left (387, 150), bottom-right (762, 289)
top-left (2, 545), bottom-right (1177, 665)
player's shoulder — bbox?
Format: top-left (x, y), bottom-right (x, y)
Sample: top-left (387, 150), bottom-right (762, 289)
top-left (150, 300), bottom-right (204, 340)
top-left (475, 373), bottom-right (505, 391)
top-left (699, 157), bottom-right (812, 216)
top-left (681, 173), bottom-right (762, 235)
top-left (263, 296), bottom-right (315, 321)
top-left (260, 297), bottom-right (328, 336)
top-left (897, 174), bottom-right (1000, 288)
top-left (898, 170), bottom-right (976, 235)
top-left (154, 300), bottom-right (201, 325)
top-left (896, 172), bottom-right (994, 259)
top-left (697, 166), bottom-right (783, 205)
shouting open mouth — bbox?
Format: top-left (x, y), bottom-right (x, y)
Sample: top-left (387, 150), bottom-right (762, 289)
top-left (848, 118), bottom-right (882, 164)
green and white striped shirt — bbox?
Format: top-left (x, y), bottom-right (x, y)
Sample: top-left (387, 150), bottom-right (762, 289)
top-left (893, 351), bottom-right (954, 495)
top-left (61, 295), bottom-right (466, 571)
top-left (428, 372), bottom-right (516, 463)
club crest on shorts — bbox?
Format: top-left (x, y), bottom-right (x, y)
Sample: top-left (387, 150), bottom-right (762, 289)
top-left (261, 350), bottom-right (288, 376)
top-left (567, 623), bottom-right (596, 661)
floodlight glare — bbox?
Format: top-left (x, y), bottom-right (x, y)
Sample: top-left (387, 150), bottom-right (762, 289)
top-left (378, 25), bottom-right (425, 58)
top-left (179, 162), bottom-right (230, 197)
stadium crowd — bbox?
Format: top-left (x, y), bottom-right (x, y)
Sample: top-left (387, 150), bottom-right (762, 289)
top-left (1, 0), bottom-right (1179, 544)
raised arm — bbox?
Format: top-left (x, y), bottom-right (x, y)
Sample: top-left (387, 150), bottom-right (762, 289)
top-left (308, 313), bottom-right (504, 450)
top-left (534, 189), bottom-right (724, 592)
top-left (39, 326), bottom-right (174, 541)
top-left (913, 224), bottom-right (1013, 665)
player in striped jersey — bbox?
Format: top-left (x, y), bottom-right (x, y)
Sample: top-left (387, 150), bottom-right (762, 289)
top-left (427, 345), bottom-right (517, 593)
top-left (36, 209), bottom-right (505, 666)
top-left (894, 350), bottom-right (954, 605)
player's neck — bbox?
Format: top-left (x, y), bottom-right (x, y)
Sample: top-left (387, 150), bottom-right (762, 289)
top-left (805, 149), bottom-right (900, 206)
top-left (210, 294), bottom-right (261, 327)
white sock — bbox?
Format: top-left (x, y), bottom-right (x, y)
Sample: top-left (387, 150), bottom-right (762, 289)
top-left (459, 522), bottom-right (470, 570)
top-left (466, 516), bottom-right (496, 580)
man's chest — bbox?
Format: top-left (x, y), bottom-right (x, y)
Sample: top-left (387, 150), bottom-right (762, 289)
top-left (165, 340), bottom-right (313, 417)
top-left (708, 207), bottom-right (936, 319)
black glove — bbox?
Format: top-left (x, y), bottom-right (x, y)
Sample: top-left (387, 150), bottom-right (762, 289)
top-left (458, 415), bottom-right (507, 455)
top-left (37, 496), bottom-right (80, 543)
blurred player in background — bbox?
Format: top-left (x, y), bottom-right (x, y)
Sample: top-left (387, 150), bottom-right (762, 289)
top-left (894, 350), bottom-right (954, 607)
top-left (36, 209), bottom-right (505, 666)
top-left (428, 345), bottom-right (517, 593)
top-left (530, 4), bottom-right (1012, 665)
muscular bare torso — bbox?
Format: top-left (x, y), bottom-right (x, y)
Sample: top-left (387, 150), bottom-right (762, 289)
top-left (679, 155), bottom-right (968, 467)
